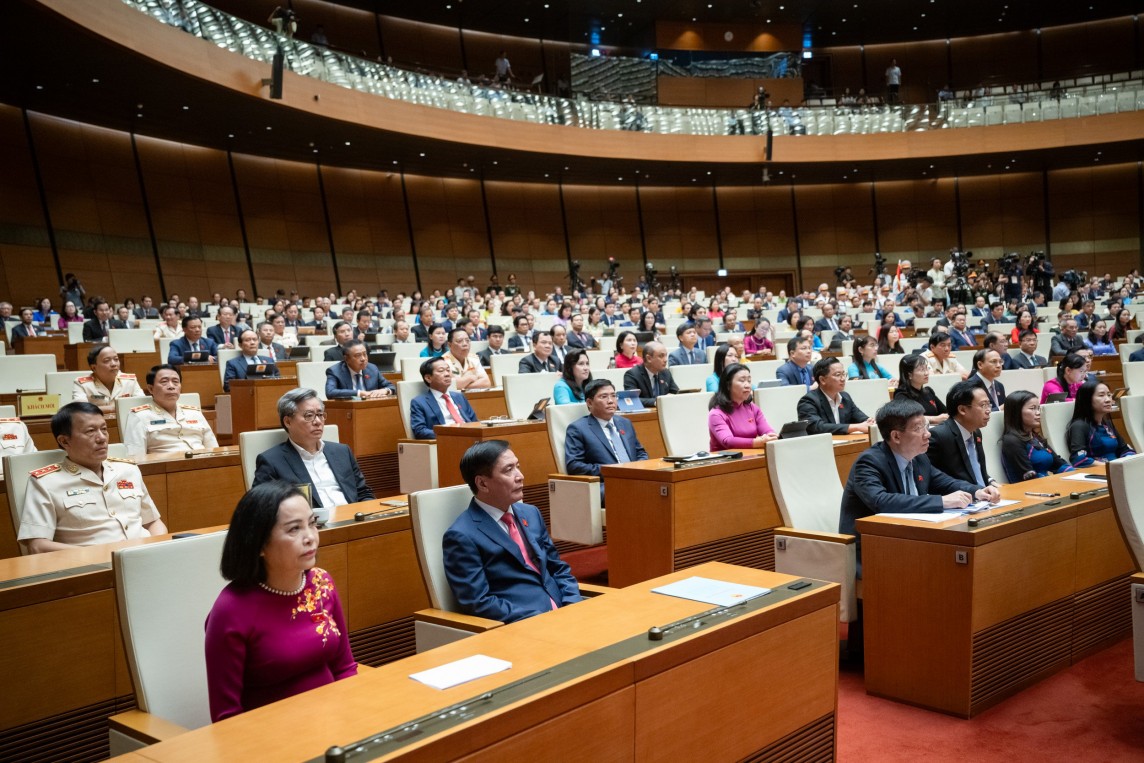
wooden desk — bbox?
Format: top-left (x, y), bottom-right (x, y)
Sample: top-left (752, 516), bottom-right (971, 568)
top-left (857, 469), bottom-right (1134, 717)
top-left (463, 386), bottom-right (508, 419)
top-left (229, 377), bottom-right (297, 433)
top-left (25, 415), bottom-right (121, 450)
top-left (12, 334), bottom-right (68, 370)
top-left (602, 436), bottom-right (870, 589)
top-left (134, 448), bottom-right (247, 532)
top-left (112, 563), bottom-right (839, 763)
top-left (0, 498), bottom-right (429, 761)
top-left (119, 351), bottom-right (162, 379)
top-left (65, 342), bottom-right (105, 372)
top-left (178, 364), bottom-right (223, 405)
top-left (324, 398), bottom-right (405, 497)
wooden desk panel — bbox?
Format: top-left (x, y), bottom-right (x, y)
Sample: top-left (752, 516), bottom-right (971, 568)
top-left (135, 449), bottom-right (246, 532)
top-left (858, 469), bottom-right (1133, 717)
top-left (65, 342), bottom-right (104, 372)
top-left (26, 416), bottom-right (121, 450)
top-left (12, 334), bottom-right (67, 370)
top-left (324, 399), bottom-right (405, 497)
top-left (229, 377), bottom-right (297, 433)
top-left (178, 364), bottom-right (223, 406)
top-left (0, 488), bottom-right (13, 560)
top-left (464, 387), bottom-right (507, 419)
top-left (119, 351), bottom-right (161, 379)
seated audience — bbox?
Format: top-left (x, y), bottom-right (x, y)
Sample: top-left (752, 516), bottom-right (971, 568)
top-left (207, 305), bottom-right (241, 348)
top-left (947, 312), bottom-right (976, 351)
top-left (443, 327), bottom-right (490, 390)
top-left (9, 307), bottom-right (42, 340)
top-left (81, 299), bottom-right (113, 343)
top-left (613, 330), bottom-right (642, 369)
top-left (205, 481), bottom-right (356, 723)
top-left (1083, 319), bottom-right (1117, 356)
top-left (968, 348), bottom-right (1006, 411)
top-left (707, 344), bottom-right (739, 392)
top-left (0, 415), bottom-right (36, 477)
top-left (926, 380), bottom-right (999, 489)
top-left (123, 365), bottom-right (218, 456)
top-left (223, 329), bottom-right (280, 392)
top-left (776, 335), bottom-right (815, 389)
top-left (19, 402), bottom-right (165, 553)
top-left (553, 348), bottom-right (593, 404)
top-left (256, 321), bottom-right (288, 361)
top-left (418, 324), bottom-right (449, 358)
top-left (325, 340), bottom-right (395, 399)
top-left (477, 324), bottom-right (510, 365)
top-left (73, 345), bottom-right (141, 413)
top-left (564, 379), bottom-right (648, 501)
top-left (847, 336), bottom-right (893, 382)
top-left (1000, 390), bottom-right (1072, 481)
top-left (623, 341), bottom-right (678, 407)
top-left (876, 324), bottom-right (905, 356)
top-left (1040, 353), bottom-right (1088, 403)
top-left (506, 315), bottom-right (533, 352)
top-left (565, 313), bottom-right (597, 349)
top-left (1066, 381), bottom-right (1136, 467)
top-left (922, 332), bottom-right (968, 379)
top-left (518, 330), bottom-right (562, 373)
top-left (743, 318), bottom-right (775, 355)
top-left (443, 441), bottom-right (583, 623)
top-left (667, 322), bottom-right (706, 366)
top-left (410, 357), bottom-right (478, 439)
top-left (322, 321), bottom-right (354, 362)
top-left (1050, 318), bottom-right (1086, 356)
top-left (797, 357), bottom-right (874, 436)
top-left (982, 331), bottom-right (1017, 370)
top-left (893, 354), bottom-right (948, 425)
top-left (708, 363), bottom-right (777, 450)
top-left (167, 316), bottom-right (218, 365)
top-left (1011, 329), bottom-right (1048, 368)
top-left (550, 324), bottom-right (571, 366)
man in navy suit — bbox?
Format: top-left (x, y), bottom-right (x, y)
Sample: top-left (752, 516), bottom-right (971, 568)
top-left (206, 305), bottom-right (240, 349)
top-left (967, 348), bottom-right (1007, 411)
top-left (775, 336), bottom-right (814, 389)
top-left (409, 357), bottom-right (478, 439)
top-left (325, 340), bottom-right (394, 399)
top-left (167, 317), bottom-right (218, 365)
top-left (667, 322), bottom-right (706, 366)
top-left (506, 315), bottom-right (533, 352)
top-left (442, 440), bottom-right (583, 623)
top-left (622, 341), bottom-right (679, 408)
top-left (564, 379), bottom-right (648, 503)
top-left (926, 380), bottom-right (1000, 490)
top-left (252, 388), bottom-right (373, 507)
top-left (222, 329), bottom-right (280, 392)
top-left (839, 397), bottom-right (997, 565)
top-left (8, 308), bottom-right (41, 341)
top-left (796, 358), bottom-right (874, 436)
top-left (256, 321), bottom-right (288, 361)
top-left (981, 332), bottom-right (1017, 370)
top-left (82, 299), bottom-right (113, 343)
top-left (1012, 329), bottom-right (1048, 368)
top-left (812, 303), bottom-right (841, 335)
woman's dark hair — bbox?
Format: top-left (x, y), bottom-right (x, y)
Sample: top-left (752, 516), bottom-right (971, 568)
top-left (560, 348), bottom-right (592, 396)
top-left (1014, 309), bottom-right (1034, 330)
top-left (1070, 381), bottom-right (1107, 425)
top-left (897, 354), bottom-right (928, 394)
top-left (795, 315), bottom-right (815, 334)
top-left (1086, 319), bottom-right (1108, 345)
top-left (712, 344), bottom-right (738, 377)
top-left (1055, 352), bottom-right (1086, 387)
top-left (876, 324), bottom-right (902, 355)
top-left (87, 344), bottom-right (116, 366)
top-left (558, 303), bottom-right (573, 319)
top-left (427, 323), bottom-right (447, 349)
top-left (710, 362), bottom-right (749, 414)
top-left (1108, 309), bottom-right (1133, 341)
top-left (61, 301), bottom-right (79, 318)
top-left (615, 330), bottom-right (636, 354)
top-left (639, 310), bottom-right (658, 332)
top-left (220, 481), bottom-right (306, 585)
top-left (1002, 390), bottom-right (1039, 441)
top-left (851, 336), bottom-right (877, 379)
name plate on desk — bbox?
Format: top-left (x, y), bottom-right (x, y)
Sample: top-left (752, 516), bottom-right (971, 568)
top-left (18, 393), bottom-right (60, 417)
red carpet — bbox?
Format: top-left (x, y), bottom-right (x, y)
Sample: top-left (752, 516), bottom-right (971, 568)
top-left (565, 545), bottom-right (609, 585)
top-left (838, 637), bottom-right (1144, 762)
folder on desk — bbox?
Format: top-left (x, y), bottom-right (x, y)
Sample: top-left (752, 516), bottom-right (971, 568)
top-left (652, 576), bottom-right (771, 607)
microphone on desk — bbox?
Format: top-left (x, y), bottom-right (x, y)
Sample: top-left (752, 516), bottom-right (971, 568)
top-left (354, 508), bottom-right (395, 522)
top-left (325, 746), bottom-right (346, 763)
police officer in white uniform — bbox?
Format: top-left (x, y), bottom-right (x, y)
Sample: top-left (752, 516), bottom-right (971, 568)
top-left (123, 364), bottom-right (219, 457)
top-left (18, 402), bottom-right (165, 554)
top-left (72, 345), bottom-right (142, 413)
top-left (0, 416), bottom-right (37, 478)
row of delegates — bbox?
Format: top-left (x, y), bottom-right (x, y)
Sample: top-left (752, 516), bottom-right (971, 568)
top-left (564, 379), bottom-right (649, 504)
top-left (123, 365), bottom-right (219, 458)
top-left (410, 357), bottom-right (479, 440)
top-left (893, 354), bottom-right (949, 425)
top-left (1000, 391), bottom-right (1073, 481)
top-left (19, 402), bottom-right (167, 554)
top-left (222, 329), bottom-right (281, 393)
top-left (443, 328), bottom-right (491, 391)
top-left (73, 345), bottom-right (142, 413)
top-left (325, 340), bottom-right (395, 400)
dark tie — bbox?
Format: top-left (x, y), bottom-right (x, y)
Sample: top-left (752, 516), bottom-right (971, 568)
top-left (966, 435), bottom-right (985, 486)
top-left (606, 421), bottom-right (630, 463)
top-left (904, 463), bottom-right (918, 495)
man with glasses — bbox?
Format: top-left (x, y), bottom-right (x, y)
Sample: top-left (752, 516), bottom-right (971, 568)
top-left (926, 380), bottom-right (1002, 490)
top-left (797, 358), bottom-right (875, 435)
top-left (252, 388), bottom-right (374, 507)
top-left (325, 339), bottom-right (394, 399)
top-left (564, 379), bottom-right (648, 503)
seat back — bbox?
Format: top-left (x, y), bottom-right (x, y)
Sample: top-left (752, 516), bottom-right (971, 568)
top-left (657, 391), bottom-right (714, 456)
top-left (1039, 400), bottom-right (1074, 458)
top-left (502, 372), bottom-right (559, 419)
top-left (1120, 394), bottom-right (1144, 454)
top-left (1126, 361), bottom-right (1144, 395)
top-left (926, 373), bottom-right (961, 409)
top-left (237, 425), bottom-right (340, 490)
top-left (592, 367), bottom-right (628, 388)
top-left (67, 322), bottom-right (86, 344)
top-left (109, 329), bottom-right (158, 354)
top-left (585, 350), bottom-right (611, 370)
top-left (113, 531), bottom-right (228, 731)
top-left (395, 380), bottom-right (427, 438)
top-left (215, 349), bottom-right (241, 384)
top-left (295, 360), bottom-right (337, 401)
top-left (844, 378), bottom-right (892, 419)
top-left (668, 363), bottom-right (713, 392)
top-left (1109, 454), bottom-right (1144, 571)
top-left (745, 359), bottom-right (783, 382)
top-left (114, 393), bottom-right (202, 427)
top-left (546, 403), bottom-right (589, 475)
top-left (401, 357), bottom-right (424, 382)
top-left (765, 434), bottom-right (844, 531)
top-left (998, 368), bottom-right (1047, 396)
top-left (489, 353), bottom-right (524, 386)
top-left (0, 355), bottom-right (56, 393)
top-left (979, 414), bottom-right (1008, 484)
top-left (409, 484), bottom-right (475, 611)
top-left (0, 405), bottom-right (14, 418)
top-left (45, 371), bottom-right (87, 400)
top-left (753, 384), bottom-right (806, 429)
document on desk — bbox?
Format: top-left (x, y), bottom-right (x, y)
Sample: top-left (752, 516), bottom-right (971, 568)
top-left (880, 510), bottom-right (967, 523)
top-left (409, 654), bottom-right (512, 690)
top-left (1061, 472), bottom-right (1107, 483)
top-left (652, 576), bottom-right (771, 607)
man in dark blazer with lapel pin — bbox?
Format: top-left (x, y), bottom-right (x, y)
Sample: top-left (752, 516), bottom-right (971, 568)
top-left (796, 358), bottom-right (875, 435)
top-left (222, 329), bottom-right (280, 392)
top-left (925, 380), bottom-right (1001, 490)
top-left (325, 339), bottom-right (395, 399)
top-left (82, 299), bottom-right (113, 343)
top-left (622, 341), bottom-right (678, 408)
top-left (1012, 329), bottom-right (1048, 369)
top-left (564, 379), bottom-right (648, 503)
top-left (409, 357), bottom-right (478, 439)
top-left (442, 440), bottom-right (583, 623)
top-left (252, 388), bottom-right (374, 507)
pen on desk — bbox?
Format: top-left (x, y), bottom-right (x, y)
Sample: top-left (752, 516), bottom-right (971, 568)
top-left (1024, 491), bottom-right (1059, 498)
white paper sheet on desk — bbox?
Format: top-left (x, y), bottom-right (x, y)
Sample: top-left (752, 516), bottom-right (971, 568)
top-left (1061, 472), bottom-right (1107, 482)
top-left (409, 654), bottom-right (512, 690)
top-left (651, 576), bottom-right (771, 606)
top-left (879, 511), bottom-right (966, 523)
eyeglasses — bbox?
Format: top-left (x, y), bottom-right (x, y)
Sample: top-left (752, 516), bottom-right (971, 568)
top-left (296, 411), bottom-right (327, 422)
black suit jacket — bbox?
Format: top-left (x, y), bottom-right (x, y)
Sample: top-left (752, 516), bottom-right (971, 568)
top-left (839, 442), bottom-right (979, 561)
top-left (82, 319), bottom-right (109, 342)
top-left (796, 388), bottom-right (868, 435)
top-left (622, 364), bottom-right (679, 408)
top-left (252, 440), bottom-right (374, 507)
top-left (323, 345), bottom-right (346, 362)
top-left (1012, 352), bottom-right (1047, 369)
top-left (926, 418), bottom-right (992, 487)
top-left (518, 353), bottom-right (562, 374)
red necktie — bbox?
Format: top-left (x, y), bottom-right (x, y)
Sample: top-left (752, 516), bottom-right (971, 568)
top-left (443, 392), bottom-right (463, 425)
top-left (501, 512), bottom-right (557, 609)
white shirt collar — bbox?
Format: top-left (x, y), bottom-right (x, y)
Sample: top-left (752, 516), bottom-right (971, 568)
top-left (289, 438), bottom-right (324, 460)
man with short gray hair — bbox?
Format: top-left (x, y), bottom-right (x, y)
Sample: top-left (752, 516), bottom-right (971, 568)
top-left (251, 388), bottom-right (374, 507)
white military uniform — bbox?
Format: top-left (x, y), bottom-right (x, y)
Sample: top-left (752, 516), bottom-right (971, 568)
top-left (443, 351), bottom-right (489, 388)
top-left (18, 457), bottom-right (160, 547)
top-left (0, 418), bottom-right (37, 478)
top-left (153, 323), bottom-right (183, 340)
top-left (123, 402), bottom-right (219, 457)
top-left (274, 329), bottom-right (299, 349)
top-left (72, 373), bottom-right (142, 407)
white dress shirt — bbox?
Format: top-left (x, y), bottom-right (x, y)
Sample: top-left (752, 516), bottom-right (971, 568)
top-left (289, 440), bottom-right (347, 508)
